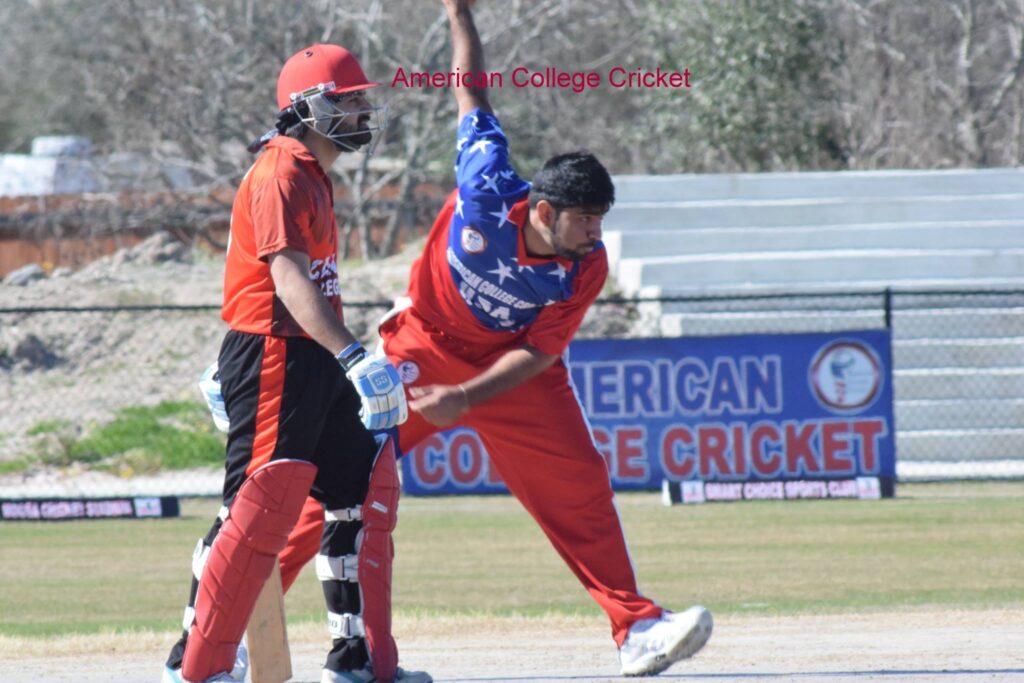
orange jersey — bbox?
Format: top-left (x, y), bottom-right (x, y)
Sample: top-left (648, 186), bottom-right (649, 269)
top-left (222, 136), bottom-right (343, 337)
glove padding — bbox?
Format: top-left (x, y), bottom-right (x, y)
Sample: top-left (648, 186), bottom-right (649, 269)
top-left (200, 346), bottom-right (408, 434)
top-left (343, 349), bottom-right (409, 431)
top-left (199, 362), bottom-right (230, 433)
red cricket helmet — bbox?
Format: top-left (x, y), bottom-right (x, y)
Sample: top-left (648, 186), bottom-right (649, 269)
top-left (276, 44), bottom-right (379, 111)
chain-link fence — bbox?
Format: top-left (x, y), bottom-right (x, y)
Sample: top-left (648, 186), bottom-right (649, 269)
top-left (2, 288), bottom-right (1022, 498)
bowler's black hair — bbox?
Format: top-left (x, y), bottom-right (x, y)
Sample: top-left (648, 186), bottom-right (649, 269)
top-left (528, 151), bottom-right (615, 212)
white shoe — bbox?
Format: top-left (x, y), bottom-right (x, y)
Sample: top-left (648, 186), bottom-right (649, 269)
top-left (619, 605), bottom-right (713, 676)
top-left (321, 664), bottom-right (433, 683)
top-left (161, 667), bottom-right (242, 683)
top-left (161, 640), bottom-right (248, 683)
top-left (233, 638), bottom-right (250, 680)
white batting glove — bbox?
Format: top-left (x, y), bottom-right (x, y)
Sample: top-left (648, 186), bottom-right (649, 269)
top-left (337, 342), bottom-right (408, 431)
top-left (199, 362), bottom-right (230, 433)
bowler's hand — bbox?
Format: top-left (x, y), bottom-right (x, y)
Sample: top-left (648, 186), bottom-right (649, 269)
top-left (408, 384), bottom-right (471, 427)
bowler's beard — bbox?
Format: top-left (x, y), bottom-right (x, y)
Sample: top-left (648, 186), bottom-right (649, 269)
top-left (551, 230), bottom-right (592, 262)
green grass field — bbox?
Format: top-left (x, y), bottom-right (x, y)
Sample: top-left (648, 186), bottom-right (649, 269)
top-left (0, 482), bottom-right (1021, 638)
top-left (18, 401), bottom-right (224, 476)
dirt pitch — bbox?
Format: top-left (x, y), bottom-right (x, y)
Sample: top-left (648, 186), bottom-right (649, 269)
top-left (1, 609), bottom-right (1021, 682)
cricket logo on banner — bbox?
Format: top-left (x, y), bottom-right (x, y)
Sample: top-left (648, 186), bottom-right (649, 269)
top-left (401, 330), bottom-right (896, 499)
top-left (809, 340), bottom-right (882, 413)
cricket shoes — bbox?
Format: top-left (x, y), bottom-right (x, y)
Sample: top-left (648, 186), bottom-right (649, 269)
top-left (161, 640), bottom-right (249, 683)
top-left (161, 668), bottom-right (242, 683)
top-left (321, 664), bottom-right (433, 683)
top-left (618, 605), bottom-right (713, 677)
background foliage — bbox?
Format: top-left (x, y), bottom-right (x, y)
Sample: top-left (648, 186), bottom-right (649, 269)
top-left (2, 0), bottom-right (1023, 255)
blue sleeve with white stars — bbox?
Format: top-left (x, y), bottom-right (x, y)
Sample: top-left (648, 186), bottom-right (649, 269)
top-left (455, 109), bottom-right (530, 216)
top-left (444, 109), bottom-right (580, 334)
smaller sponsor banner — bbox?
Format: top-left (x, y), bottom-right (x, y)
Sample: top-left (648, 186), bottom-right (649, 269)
top-left (0, 496), bottom-right (180, 521)
top-left (661, 477), bottom-right (883, 505)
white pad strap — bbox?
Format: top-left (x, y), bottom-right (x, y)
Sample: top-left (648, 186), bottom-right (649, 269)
top-left (183, 605), bottom-right (196, 631)
top-left (185, 507), bottom-right (229, 628)
top-left (327, 611), bottom-right (366, 639)
top-left (316, 553), bottom-right (359, 581)
top-left (324, 506), bottom-right (362, 522)
top-left (192, 538), bottom-right (211, 581)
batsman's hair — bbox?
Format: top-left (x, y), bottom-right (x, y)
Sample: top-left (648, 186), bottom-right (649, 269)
top-left (529, 151), bottom-right (615, 213)
top-left (245, 104), bottom-right (308, 153)
top-left (281, 103), bottom-right (309, 141)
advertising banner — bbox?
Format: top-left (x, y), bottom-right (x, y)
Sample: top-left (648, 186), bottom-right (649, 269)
top-left (401, 330), bottom-right (896, 500)
top-left (0, 496), bottom-right (181, 520)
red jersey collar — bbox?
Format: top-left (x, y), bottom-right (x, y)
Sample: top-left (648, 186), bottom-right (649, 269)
top-left (265, 135), bottom-right (331, 184)
top-left (512, 195), bottom-right (575, 269)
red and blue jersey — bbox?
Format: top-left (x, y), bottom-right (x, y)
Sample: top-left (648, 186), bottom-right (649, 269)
top-left (407, 109), bottom-right (607, 356)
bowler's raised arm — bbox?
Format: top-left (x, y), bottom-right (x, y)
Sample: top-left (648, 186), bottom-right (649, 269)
top-left (443, 0), bottom-right (491, 120)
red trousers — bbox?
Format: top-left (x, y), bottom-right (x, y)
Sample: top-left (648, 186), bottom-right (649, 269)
top-left (278, 310), bottom-right (661, 645)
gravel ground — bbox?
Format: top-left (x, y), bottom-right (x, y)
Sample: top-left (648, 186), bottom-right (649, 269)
top-left (0, 233), bottom-right (409, 444)
top-left (0, 610), bottom-right (1021, 682)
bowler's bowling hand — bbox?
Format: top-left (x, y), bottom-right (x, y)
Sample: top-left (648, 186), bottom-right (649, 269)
top-left (408, 384), bottom-right (471, 427)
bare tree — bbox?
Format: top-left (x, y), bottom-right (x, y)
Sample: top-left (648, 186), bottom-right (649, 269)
top-left (835, 0), bottom-right (1024, 169)
top-left (4, 0), bottom-right (1022, 249)
top-left (2, 0), bottom-right (648, 255)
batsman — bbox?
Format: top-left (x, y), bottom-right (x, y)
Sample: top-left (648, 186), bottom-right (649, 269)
top-left (162, 42), bottom-right (431, 683)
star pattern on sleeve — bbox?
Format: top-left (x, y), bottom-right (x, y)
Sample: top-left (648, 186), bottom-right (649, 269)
top-left (488, 201), bottom-right (513, 228)
top-left (481, 172), bottom-right (501, 194)
top-left (446, 109), bottom-right (590, 336)
top-left (487, 258), bottom-right (516, 285)
top-left (514, 257), bottom-right (534, 274)
top-left (468, 139), bottom-right (493, 156)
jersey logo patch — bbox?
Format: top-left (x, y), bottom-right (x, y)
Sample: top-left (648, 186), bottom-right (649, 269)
top-left (460, 226), bottom-right (487, 254)
top-left (397, 360), bottom-right (420, 385)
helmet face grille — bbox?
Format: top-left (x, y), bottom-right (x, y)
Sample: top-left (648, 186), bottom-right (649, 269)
top-left (297, 92), bottom-right (389, 154)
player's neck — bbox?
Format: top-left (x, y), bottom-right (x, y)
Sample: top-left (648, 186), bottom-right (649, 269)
top-left (523, 212), bottom-right (556, 259)
top-left (301, 133), bottom-right (342, 172)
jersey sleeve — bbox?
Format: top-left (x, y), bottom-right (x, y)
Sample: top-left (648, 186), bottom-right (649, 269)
top-left (250, 177), bottom-right (312, 259)
top-left (455, 109), bottom-right (530, 224)
top-left (525, 252), bottom-right (608, 357)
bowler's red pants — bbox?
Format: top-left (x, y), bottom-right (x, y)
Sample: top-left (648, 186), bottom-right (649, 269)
top-left (278, 310), bottom-right (661, 645)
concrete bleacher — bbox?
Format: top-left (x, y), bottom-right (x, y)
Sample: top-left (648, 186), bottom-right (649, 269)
top-left (605, 168), bottom-right (1024, 478)
top-left (0, 135), bottom-right (193, 197)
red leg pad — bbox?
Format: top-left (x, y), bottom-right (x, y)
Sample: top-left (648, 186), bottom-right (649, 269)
top-left (183, 459), bottom-right (317, 682)
top-left (280, 495), bottom-right (325, 592)
top-left (359, 435), bottom-right (400, 682)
